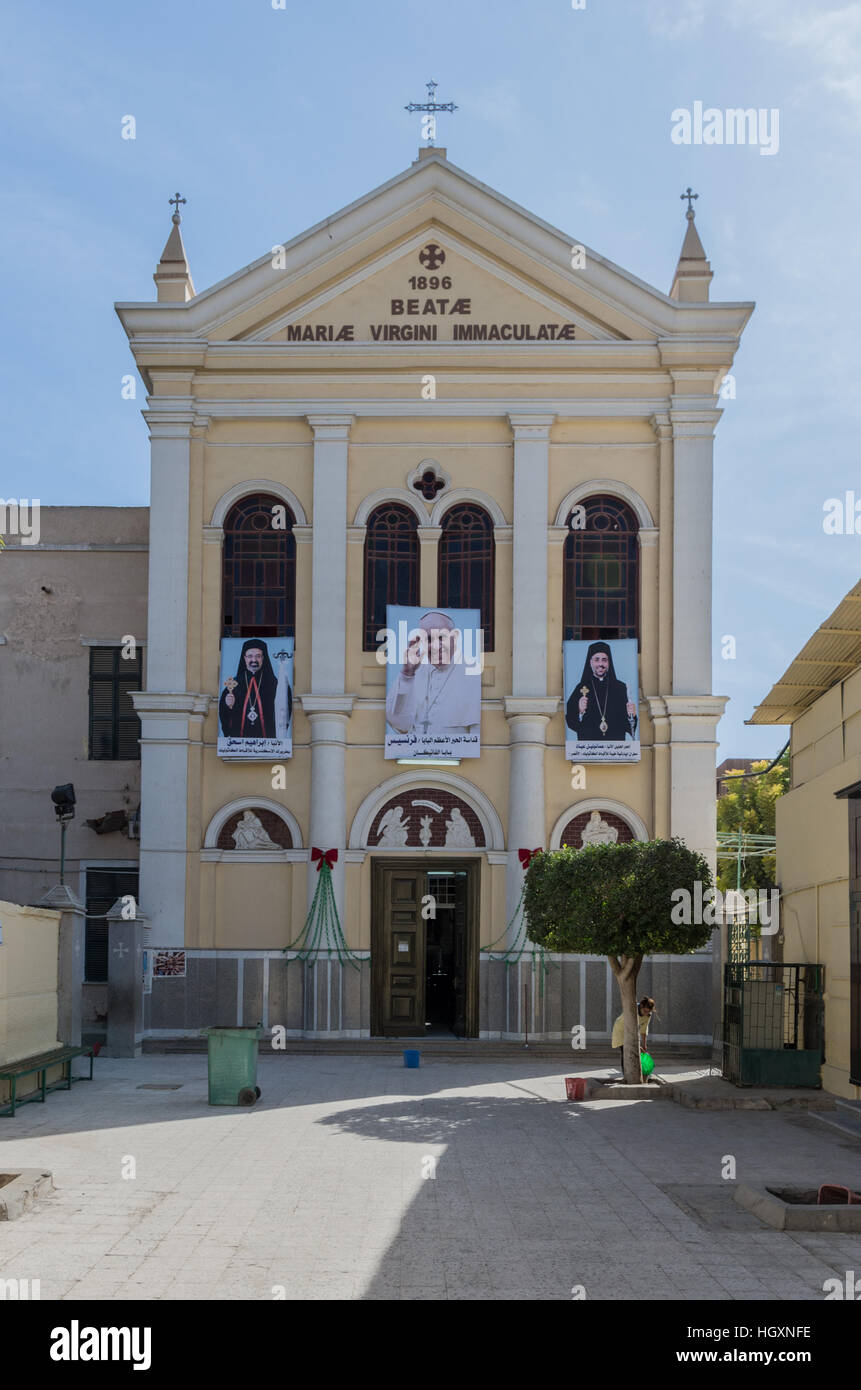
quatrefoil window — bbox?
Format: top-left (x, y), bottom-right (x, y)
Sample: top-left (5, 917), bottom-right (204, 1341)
top-left (407, 460), bottom-right (450, 502)
top-left (413, 469), bottom-right (446, 501)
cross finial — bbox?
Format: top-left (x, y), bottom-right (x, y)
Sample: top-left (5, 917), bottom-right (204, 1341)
top-left (405, 80), bottom-right (457, 147)
top-left (169, 192), bottom-right (186, 225)
top-left (681, 187), bottom-right (698, 219)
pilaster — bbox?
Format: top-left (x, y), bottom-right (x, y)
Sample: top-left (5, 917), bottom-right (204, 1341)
top-left (417, 526), bottom-right (442, 608)
top-left (669, 408), bottom-right (721, 697)
top-left (509, 415), bottom-right (554, 695)
top-left (130, 692), bottom-right (210, 948)
top-left (308, 415), bottom-right (353, 694)
top-left (665, 695), bottom-right (728, 870)
top-left (301, 696), bottom-right (354, 932)
top-left (651, 412), bottom-right (675, 697)
top-left (142, 408), bottom-right (194, 691)
top-left (503, 697), bottom-right (558, 941)
top-left (105, 897), bottom-right (150, 1058)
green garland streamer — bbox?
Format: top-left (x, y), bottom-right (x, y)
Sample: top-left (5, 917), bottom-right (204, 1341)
top-left (483, 884), bottom-right (555, 995)
top-left (283, 860), bottom-right (365, 970)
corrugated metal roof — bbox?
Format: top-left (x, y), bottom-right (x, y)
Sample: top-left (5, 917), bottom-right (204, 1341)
top-left (748, 580), bottom-right (861, 724)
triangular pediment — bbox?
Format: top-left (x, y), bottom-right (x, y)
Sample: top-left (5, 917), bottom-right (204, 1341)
top-left (244, 226), bottom-right (613, 346)
top-left (116, 152), bottom-right (754, 352)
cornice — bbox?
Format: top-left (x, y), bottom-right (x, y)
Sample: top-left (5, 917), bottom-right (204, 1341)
top-left (504, 697), bottom-right (560, 717)
top-left (143, 411), bottom-right (195, 440)
top-left (162, 397), bottom-right (672, 420)
top-left (130, 692), bottom-right (210, 716)
top-left (663, 695), bottom-right (729, 717)
top-left (300, 695), bottom-right (356, 715)
top-left (668, 406), bottom-right (723, 438)
top-left (306, 414), bottom-right (354, 437)
top-left (200, 849), bottom-right (307, 864)
top-left (508, 413), bottom-right (556, 438)
top-left (650, 411), bottom-right (672, 440)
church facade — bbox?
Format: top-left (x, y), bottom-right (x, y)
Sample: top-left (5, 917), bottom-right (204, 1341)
top-left (117, 149), bottom-right (751, 1044)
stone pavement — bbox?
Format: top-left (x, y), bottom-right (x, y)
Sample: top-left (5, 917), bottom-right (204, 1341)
top-left (1, 1054), bottom-right (860, 1301)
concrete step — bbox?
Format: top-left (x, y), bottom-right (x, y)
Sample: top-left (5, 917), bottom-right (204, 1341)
top-left (142, 1036), bottom-right (711, 1062)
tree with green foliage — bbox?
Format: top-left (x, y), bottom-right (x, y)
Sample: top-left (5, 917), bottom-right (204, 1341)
top-left (716, 750), bottom-right (789, 892)
top-left (523, 838), bottom-right (712, 1082)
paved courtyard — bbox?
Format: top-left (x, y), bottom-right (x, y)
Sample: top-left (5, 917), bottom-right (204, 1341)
top-left (1, 1054), bottom-right (860, 1301)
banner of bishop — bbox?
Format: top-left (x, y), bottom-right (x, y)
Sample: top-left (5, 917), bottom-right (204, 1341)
top-left (218, 636), bottom-right (293, 760)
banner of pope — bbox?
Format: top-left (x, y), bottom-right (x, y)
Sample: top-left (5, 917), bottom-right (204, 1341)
top-left (383, 606), bottom-right (482, 760)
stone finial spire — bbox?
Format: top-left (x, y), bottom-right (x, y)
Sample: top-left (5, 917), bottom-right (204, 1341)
top-left (153, 193), bottom-right (195, 302)
top-left (669, 189), bottom-right (713, 303)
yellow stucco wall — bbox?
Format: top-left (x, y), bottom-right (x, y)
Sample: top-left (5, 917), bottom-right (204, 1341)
top-left (131, 178), bottom-right (745, 978)
top-left (0, 900), bottom-right (61, 1066)
top-left (778, 681), bottom-right (861, 1098)
top-left (183, 411), bottom-right (665, 956)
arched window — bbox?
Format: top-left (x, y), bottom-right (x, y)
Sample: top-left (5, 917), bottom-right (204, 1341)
top-left (563, 495), bottom-right (638, 643)
top-left (221, 493), bottom-right (295, 638)
top-left (363, 503), bottom-right (419, 650)
top-left (438, 504), bottom-right (495, 650)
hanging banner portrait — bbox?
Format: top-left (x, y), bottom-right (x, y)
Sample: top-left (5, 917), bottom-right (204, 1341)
top-left (382, 606), bottom-right (482, 760)
top-left (563, 638), bottom-right (640, 762)
top-left (218, 636), bottom-right (293, 760)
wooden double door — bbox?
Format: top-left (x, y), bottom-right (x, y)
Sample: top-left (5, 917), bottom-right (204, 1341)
top-left (371, 859), bottom-right (479, 1037)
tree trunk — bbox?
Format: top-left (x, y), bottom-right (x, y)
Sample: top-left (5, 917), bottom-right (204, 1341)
top-left (610, 954), bottom-right (643, 1083)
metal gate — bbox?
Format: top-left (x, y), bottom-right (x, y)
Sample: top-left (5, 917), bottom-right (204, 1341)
top-left (723, 962), bottom-right (824, 1087)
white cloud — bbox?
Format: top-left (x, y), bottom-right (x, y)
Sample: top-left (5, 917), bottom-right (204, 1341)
top-left (648, 0), bottom-right (861, 121)
top-left (748, 3), bottom-right (861, 107)
top-left (645, 0), bottom-right (710, 40)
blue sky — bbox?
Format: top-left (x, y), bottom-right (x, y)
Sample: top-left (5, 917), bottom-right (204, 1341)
top-left (3, 0), bottom-right (860, 758)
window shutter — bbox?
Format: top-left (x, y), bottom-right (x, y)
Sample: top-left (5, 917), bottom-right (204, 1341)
top-left (89, 648), bottom-right (142, 761)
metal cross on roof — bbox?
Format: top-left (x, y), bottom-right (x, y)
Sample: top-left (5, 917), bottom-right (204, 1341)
top-left (169, 192), bottom-right (186, 223)
top-left (405, 80), bottom-right (457, 147)
top-left (680, 187), bottom-right (699, 218)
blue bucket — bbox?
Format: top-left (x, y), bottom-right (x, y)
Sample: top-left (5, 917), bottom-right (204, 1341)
top-left (403, 1049), bottom-right (421, 1068)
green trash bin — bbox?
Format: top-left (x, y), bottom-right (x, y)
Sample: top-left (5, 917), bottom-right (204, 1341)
top-left (202, 1025), bottom-right (262, 1106)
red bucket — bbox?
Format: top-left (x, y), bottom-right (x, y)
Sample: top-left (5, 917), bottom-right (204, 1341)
top-left (565, 1077), bottom-right (587, 1101)
top-left (818, 1184), bottom-right (861, 1205)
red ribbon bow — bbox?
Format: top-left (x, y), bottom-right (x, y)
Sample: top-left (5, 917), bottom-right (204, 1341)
top-left (518, 848), bottom-right (543, 869)
top-left (311, 847), bottom-right (338, 872)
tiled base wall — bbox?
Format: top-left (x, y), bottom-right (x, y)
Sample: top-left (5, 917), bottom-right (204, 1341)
top-left (141, 951), bottom-right (715, 1044)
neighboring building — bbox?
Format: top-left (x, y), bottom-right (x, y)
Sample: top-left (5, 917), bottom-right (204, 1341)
top-left (750, 579), bottom-right (861, 1098)
top-left (716, 757), bottom-right (760, 798)
top-left (4, 148), bottom-right (752, 1048)
top-left (0, 507), bottom-right (147, 1036)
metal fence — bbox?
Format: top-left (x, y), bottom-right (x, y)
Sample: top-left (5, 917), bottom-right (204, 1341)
top-left (723, 962), bottom-right (825, 1087)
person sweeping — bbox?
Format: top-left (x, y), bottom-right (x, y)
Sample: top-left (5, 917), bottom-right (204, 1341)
top-left (611, 996), bottom-right (656, 1078)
